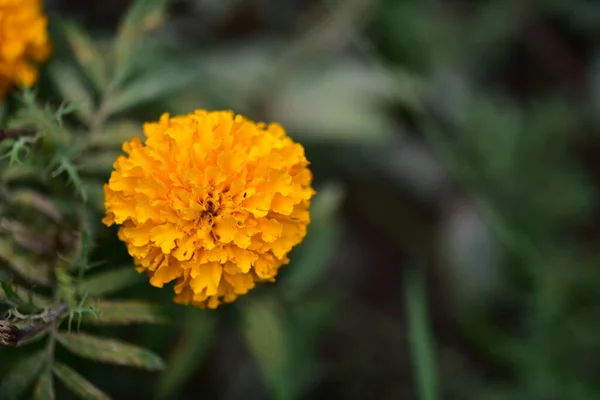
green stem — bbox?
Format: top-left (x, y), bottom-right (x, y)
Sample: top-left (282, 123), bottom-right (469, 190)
top-left (42, 285), bottom-right (67, 369)
top-left (45, 318), bottom-right (58, 363)
top-left (85, 73), bottom-right (121, 151)
top-left (405, 266), bottom-right (439, 400)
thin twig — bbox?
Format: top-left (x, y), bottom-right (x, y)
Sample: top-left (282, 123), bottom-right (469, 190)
top-left (12, 303), bottom-right (68, 346)
top-left (0, 128), bottom-right (37, 141)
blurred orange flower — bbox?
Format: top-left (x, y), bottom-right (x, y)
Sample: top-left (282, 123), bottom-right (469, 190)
top-left (0, 0), bottom-right (51, 99)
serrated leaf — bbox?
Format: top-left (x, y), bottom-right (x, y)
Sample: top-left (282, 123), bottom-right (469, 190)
top-left (9, 90), bottom-right (72, 146)
top-left (79, 266), bottom-right (144, 297)
top-left (60, 20), bottom-right (108, 91)
top-left (83, 300), bottom-right (167, 326)
top-left (103, 64), bottom-right (199, 117)
top-left (0, 239), bottom-right (51, 286)
top-left (241, 299), bottom-right (291, 400)
top-left (51, 157), bottom-right (87, 202)
top-left (3, 136), bottom-right (35, 165)
top-left (0, 350), bottom-right (46, 400)
top-left (33, 369), bottom-right (54, 400)
top-left (54, 102), bottom-right (79, 127)
top-left (156, 309), bottom-right (215, 399)
top-left (57, 332), bottom-right (164, 370)
top-left (52, 361), bottom-right (111, 400)
top-left (49, 62), bottom-right (95, 125)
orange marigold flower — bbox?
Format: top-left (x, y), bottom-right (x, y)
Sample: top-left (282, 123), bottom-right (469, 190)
top-left (0, 0), bottom-right (51, 99)
top-left (103, 110), bottom-right (316, 309)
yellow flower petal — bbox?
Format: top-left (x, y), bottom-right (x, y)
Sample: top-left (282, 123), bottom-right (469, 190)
top-left (103, 110), bottom-right (315, 308)
top-left (214, 215), bottom-right (238, 244)
top-left (259, 218), bottom-right (282, 242)
top-left (150, 224), bottom-right (184, 253)
top-left (190, 262), bottom-right (222, 296)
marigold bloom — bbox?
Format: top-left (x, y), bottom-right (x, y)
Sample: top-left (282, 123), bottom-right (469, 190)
top-left (0, 0), bottom-right (51, 99)
top-left (103, 110), bottom-right (315, 308)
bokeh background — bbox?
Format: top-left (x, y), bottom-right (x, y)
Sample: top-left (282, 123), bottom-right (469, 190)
top-left (5, 0), bottom-right (600, 399)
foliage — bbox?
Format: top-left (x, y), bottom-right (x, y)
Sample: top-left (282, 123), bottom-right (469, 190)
top-left (3, 0), bottom-right (600, 399)
top-left (0, 1), bottom-right (345, 398)
top-left (0, 0), bottom-right (175, 398)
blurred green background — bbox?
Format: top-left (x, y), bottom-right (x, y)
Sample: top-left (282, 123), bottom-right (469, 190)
top-left (5, 0), bottom-right (600, 399)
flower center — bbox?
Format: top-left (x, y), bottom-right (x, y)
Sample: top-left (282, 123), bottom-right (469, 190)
top-left (196, 193), bottom-right (223, 228)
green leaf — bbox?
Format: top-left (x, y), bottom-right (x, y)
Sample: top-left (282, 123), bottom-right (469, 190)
top-left (49, 62), bottom-right (95, 125)
top-left (32, 369), bottom-right (54, 400)
top-left (77, 151), bottom-right (124, 177)
top-left (282, 183), bottom-right (344, 298)
top-left (74, 231), bottom-right (92, 274)
top-left (241, 299), bottom-right (291, 400)
top-left (0, 282), bottom-right (50, 308)
top-left (83, 300), bottom-right (167, 326)
top-left (156, 309), bottom-right (215, 399)
top-left (52, 361), bottom-right (111, 400)
top-left (9, 88), bottom-right (71, 146)
top-left (2, 136), bottom-right (35, 165)
top-left (9, 189), bottom-right (62, 222)
top-left (405, 267), bottom-right (440, 400)
top-left (0, 281), bottom-right (41, 312)
top-left (0, 350), bottom-right (46, 400)
top-left (282, 217), bottom-right (340, 298)
top-left (0, 165), bottom-right (41, 183)
top-left (287, 295), bottom-right (338, 394)
top-left (103, 64), bottom-right (199, 117)
top-left (57, 332), bottom-right (164, 371)
top-left (0, 239), bottom-right (51, 286)
top-left (51, 157), bottom-right (87, 202)
top-left (55, 101), bottom-right (79, 123)
top-left (80, 181), bottom-right (105, 212)
top-left (270, 59), bottom-right (400, 144)
top-left (60, 20), bottom-right (108, 91)
top-left (4, 219), bottom-right (56, 257)
top-left (113, 0), bottom-right (169, 78)
top-left (79, 266), bottom-right (144, 297)
top-left (87, 120), bottom-right (141, 149)
top-left (119, 0), bottom-right (168, 32)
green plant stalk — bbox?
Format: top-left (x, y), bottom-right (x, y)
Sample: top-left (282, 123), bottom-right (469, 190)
top-left (42, 284), bottom-right (68, 375)
top-left (405, 266), bottom-right (439, 400)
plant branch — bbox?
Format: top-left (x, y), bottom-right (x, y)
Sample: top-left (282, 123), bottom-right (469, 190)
top-left (14, 303), bottom-right (68, 346)
top-left (0, 129), bottom-right (36, 142)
